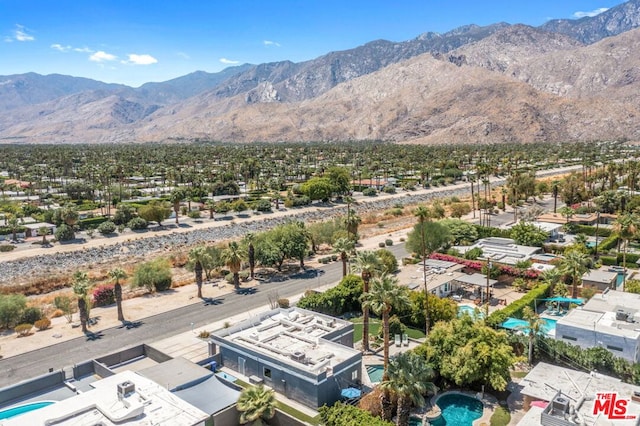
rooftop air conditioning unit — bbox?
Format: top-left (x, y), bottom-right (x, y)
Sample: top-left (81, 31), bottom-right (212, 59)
top-left (117, 381), bottom-right (135, 398)
top-left (616, 310), bottom-right (629, 321)
top-left (291, 351), bottom-right (305, 362)
top-left (552, 396), bottom-right (570, 415)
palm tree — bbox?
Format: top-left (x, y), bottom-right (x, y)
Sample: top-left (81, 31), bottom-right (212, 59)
top-left (169, 187), bottom-right (186, 225)
top-left (222, 241), bottom-right (245, 289)
top-left (237, 384), bottom-right (276, 426)
top-left (414, 205), bottom-right (432, 335)
top-left (108, 268), bottom-right (128, 322)
top-left (38, 225), bottom-right (49, 245)
top-left (351, 250), bottom-right (381, 352)
top-left (558, 250), bottom-right (589, 299)
top-left (381, 352), bottom-right (437, 426)
top-left (361, 273), bottom-right (410, 375)
top-left (613, 213), bottom-right (639, 291)
top-left (333, 237), bottom-right (355, 277)
top-left (72, 271), bottom-right (91, 333)
top-left (551, 180), bottom-right (560, 213)
top-left (244, 233), bottom-right (256, 279)
top-left (519, 306), bottom-right (544, 365)
top-left (189, 246), bottom-right (210, 298)
top-left (344, 210), bottom-right (361, 242)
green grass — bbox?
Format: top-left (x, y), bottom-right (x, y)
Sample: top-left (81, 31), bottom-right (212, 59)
top-left (490, 405), bottom-right (511, 426)
top-left (276, 401), bottom-right (320, 425)
top-left (350, 317), bottom-right (425, 342)
top-left (510, 371), bottom-right (528, 379)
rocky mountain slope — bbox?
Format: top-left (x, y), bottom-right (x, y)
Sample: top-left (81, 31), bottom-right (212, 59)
top-left (1, 0), bottom-right (640, 144)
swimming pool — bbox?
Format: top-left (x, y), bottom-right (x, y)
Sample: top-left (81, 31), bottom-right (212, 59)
top-left (501, 317), bottom-right (557, 336)
top-left (0, 401), bottom-right (55, 419)
top-left (430, 393), bottom-right (483, 426)
top-left (366, 365), bottom-right (384, 383)
top-left (458, 305), bottom-right (484, 319)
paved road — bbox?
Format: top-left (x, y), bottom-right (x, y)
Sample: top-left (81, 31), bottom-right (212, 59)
top-left (0, 244), bottom-right (408, 387)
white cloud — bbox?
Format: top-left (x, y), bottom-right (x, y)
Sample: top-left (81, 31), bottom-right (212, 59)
top-left (177, 51), bottom-right (190, 59)
top-left (220, 57), bottom-right (240, 64)
top-left (124, 54), bottom-right (158, 65)
top-left (5, 24), bottom-right (35, 42)
top-left (51, 43), bottom-right (70, 52)
top-left (74, 47), bottom-right (93, 53)
top-left (90, 51), bottom-right (117, 62)
top-left (573, 7), bottom-right (609, 18)
top-left (263, 40), bottom-right (281, 47)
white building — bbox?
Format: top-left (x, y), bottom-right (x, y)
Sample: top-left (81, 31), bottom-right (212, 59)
top-left (555, 289), bottom-right (640, 363)
top-left (454, 237), bottom-right (542, 266)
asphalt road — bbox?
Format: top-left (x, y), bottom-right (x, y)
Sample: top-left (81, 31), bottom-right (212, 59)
top-left (0, 244), bottom-right (408, 387)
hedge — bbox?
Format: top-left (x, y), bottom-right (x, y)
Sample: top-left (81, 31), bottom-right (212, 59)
top-left (598, 234), bottom-right (619, 252)
top-left (486, 283), bottom-right (551, 328)
top-left (78, 216), bottom-right (109, 230)
top-left (575, 225), bottom-right (612, 238)
top-left (600, 256), bottom-right (618, 266)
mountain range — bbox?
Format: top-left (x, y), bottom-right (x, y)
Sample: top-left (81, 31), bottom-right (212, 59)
top-left (1, 0), bottom-right (640, 145)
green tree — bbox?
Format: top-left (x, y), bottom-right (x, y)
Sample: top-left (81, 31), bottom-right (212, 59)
top-left (441, 218), bottom-right (478, 245)
top-left (222, 241), bottom-right (245, 289)
top-left (236, 384), bottom-right (276, 426)
top-left (333, 237), bottom-right (355, 277)
top-left (38, 225), bottom-right (50, 245)
top-left (189, 246), bottom-right (210, 298)
top-left (108, 268), bottom-right (128, 322)
top-left (376, 248), bottom-right (398, 275)
top-left (72, 271), bottom-right (91, 333)
top-left (558, 250), bottom-right (589, 299)
top-left (132, 258), bottom-right (173, 292)
top-left (361, 274), bottom-right (410, 375)
top-left (449, 202), bottom-right (471, 218)
top-left (519, 306), bottom-right (544, 365)
top-left (625, 279), bottom-right (640, 294)
top-left (416, 315), bottom-right (516, 391)
top-left (243, 233), bottom-right (257, 279)
top-left (319, 402), bottom-right (393, 426)
top-left (138, 201), bottom-right (171, 226)
top-left (351, 250), bottom-right (382, 352)
top-left (613, 213), bottom-right (639, 291)
top-left (327, 166), bottom-right (351, 196)
top-left (344, 210), bottom-right (362, 241)
top-left (509, 221), bottom-right (549, 246)
top-left (170, 187), bottom-right (187, 225)
top-left (300, 176), bottom-right (333, 201)
top-left (381, 352), bottom-right (437, 426)
top-left (0, 294), bottom-right (27, 329)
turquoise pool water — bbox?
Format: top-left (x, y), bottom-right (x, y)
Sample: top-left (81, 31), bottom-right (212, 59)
top-left (616, 272), bottom-right (624, 289)
top-left (366, 365), bottom-right (384, 383)
top-left (430, 393), bottom-right (483, 426)
top-left (0, 401), bottom-right (55, 419)
top-left (408, 416), bottom-right (423, 426)
top-left (457, 305), bottom-right (484, 319)
top-left (216, 371), bottom-right (238, 382)
top-left (501, 317), bottom-right (557, 335)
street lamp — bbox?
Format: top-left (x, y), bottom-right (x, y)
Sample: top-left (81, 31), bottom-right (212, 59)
top-left (486, 259), bottom-right (493, 318)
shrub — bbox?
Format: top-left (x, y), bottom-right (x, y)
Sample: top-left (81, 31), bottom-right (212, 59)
top-left (297, 275), bottom-right (363, 316)
top-left (14, 323), bottom-right (33, 336)
top-left (20, 307), bottom-right (42, 325)
top-left (132, 258), bottom-right (173, 292)
top-left (0, 244), bottom-right (15, 252)
top-left (0, 294), bottom-right (27, 329)
top-left (92, 285), bottom-right (116, 307)
top-left (362, 188), bottom-right (377, 196)
top-left (378, 242), bottom-right (386, 248)
top-left (55, 224), bottom-right (75, 241)
top-left (277, 298), bottom-right (290, 308)
top-left (127, 217), bottom-right (148, 230)
top-left (53, 295), bottom-right (75, 323)
top-left (51, 309), bottom-right (65, 318)
top-left (600, 256), bottom-right (617, 266)
top-left (34, 318), bottom-right (51, 331)
top-left (77, 216), bottom-right (109, 230)
top-left (377, 249), bottom-right (399, 274)
top-left (253, 199), bottom-right (272, 212)
top-left (385, 239), bottom-right (393, 246)
top-left (486, 283), bottom-right (551, 328)
top-left (382, 185), bottom-right (396, 194)
top-left (198, 330), bottom-right (211, 339)
top-left (188, 209), bottom-right (201, 219)
top-left (97, 220), bottom-right (117, 235)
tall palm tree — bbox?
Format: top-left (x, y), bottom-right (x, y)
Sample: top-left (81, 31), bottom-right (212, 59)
top-left (414, 205), bottom-right (432, 335)
top-left (237, 384), bottom-right (276, 426)
top-left (243, 233), bottom-right (256, 279)
top-left (169, 187), bottom-right (186, 225)
top-left (558, 250), bottom-right (589, 299)
top-left (361, 273), bottom-right (410, 375)
top-left (72, 271), bottom-right (91, 333)
top-left (332, 237), bottom-right (355, 277)
top-left (519, 306), bottom-right (544, 366)
top-left (222, 241), bottom-right (245, 289)
top-left (189, 246), bottom-right (210, 298)
top-left (381, 352), bottom-right (437, 426)
top-left (108, 268), bottom-right (127, 322)
top-left (613, 213), bottom-right (639, 291)
top-left (351, 250), bottom-right (381, 352)
top-left (344, 210), bottom-right (361, 242)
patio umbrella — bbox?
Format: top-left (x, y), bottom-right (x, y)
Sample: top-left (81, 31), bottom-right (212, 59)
top-left (341, 387), bottom-right (362, 399)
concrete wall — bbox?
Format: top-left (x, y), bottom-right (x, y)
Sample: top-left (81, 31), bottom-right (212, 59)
top-left (95, 344), bottom-right (146, 367)
top-left (212, 404), bottom-right (240, 426)
top-left (0, 370), bottom-right (65, 406)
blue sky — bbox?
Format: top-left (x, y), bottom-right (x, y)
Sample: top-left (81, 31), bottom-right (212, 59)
top-left (0, 0), bottom-right (621, 87)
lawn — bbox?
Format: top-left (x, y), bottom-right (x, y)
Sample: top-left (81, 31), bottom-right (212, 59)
top-left (349, 317), bottom-right (425, 342)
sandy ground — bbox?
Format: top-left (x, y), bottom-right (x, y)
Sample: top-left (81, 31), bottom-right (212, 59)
top-left (0, 226), bottom-right (413, 360)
